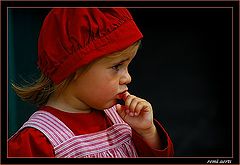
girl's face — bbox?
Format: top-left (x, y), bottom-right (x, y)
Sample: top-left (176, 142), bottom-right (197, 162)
top-left (71, 44), bottom-right (139, 111)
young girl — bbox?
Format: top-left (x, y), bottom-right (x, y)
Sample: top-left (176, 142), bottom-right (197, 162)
top-left (8, 8), bottom-right (174, 158)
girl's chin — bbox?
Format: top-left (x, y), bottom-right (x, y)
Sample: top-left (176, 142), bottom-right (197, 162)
top-left (103, 100), bottom-right (118, 109)
top-left (94, 100), bottom-right (117, 110)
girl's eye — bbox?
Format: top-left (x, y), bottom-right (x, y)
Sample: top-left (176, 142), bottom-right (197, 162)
top-left (112, 63), bottom-right (122, 71)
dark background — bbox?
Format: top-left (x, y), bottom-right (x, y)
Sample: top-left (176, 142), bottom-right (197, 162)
top-left (8, 7), bottom-right (232, 157)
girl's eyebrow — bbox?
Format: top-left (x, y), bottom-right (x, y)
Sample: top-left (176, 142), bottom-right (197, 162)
top-left (110, 57), bottom-right (131, 66)
top-left (116, 58), bottom-right (130, 64)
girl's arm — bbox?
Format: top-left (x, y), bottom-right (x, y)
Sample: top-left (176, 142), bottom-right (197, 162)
top-left (132, 119), bottom-right (174, 157)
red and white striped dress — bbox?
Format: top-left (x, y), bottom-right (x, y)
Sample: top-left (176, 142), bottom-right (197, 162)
top-left (15, 106), bottom-right (138, 158)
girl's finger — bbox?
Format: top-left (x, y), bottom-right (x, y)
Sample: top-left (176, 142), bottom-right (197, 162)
top-left (128, 97), bottom-right (139, 116)
top-left (124, 94), bottom-right (136, 109)
top-left (122, 91), bottom-right (131, 101)
top-left (116, 104), bottom-right (127, 118)
top-left (134, 101), bottom-right (145, 116)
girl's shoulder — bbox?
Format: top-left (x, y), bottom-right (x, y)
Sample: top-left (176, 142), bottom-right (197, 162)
top-left (8, 127), bottom-right (54, 157)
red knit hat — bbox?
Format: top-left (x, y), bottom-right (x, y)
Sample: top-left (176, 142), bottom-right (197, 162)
top-left (37, 8), bottom-right (143, 84)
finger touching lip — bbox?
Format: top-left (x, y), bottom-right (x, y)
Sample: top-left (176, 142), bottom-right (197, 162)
top-left (122, 91), bottom-right (130, 100)
top-left (118, 91), bottom-right (130, 101)
top-left (117, 93), bottom-right (123, 99)
top-left (118, 90), bottom-right (129, 100)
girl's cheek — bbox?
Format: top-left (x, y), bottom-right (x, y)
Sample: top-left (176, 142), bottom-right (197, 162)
top-left (102, 74), bottom-right (120, 92)
top-left (100, 81), bottom-right (116, 94)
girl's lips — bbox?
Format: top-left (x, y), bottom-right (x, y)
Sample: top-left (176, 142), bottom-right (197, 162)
top-left (117, 90), bottom-right (128, 99)
top-left (117, 93), bottom-right (124, 99)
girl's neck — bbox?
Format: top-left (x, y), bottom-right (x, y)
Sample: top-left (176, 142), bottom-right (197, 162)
top-left (46, 92), bottom-right (92, 114)
top-left (46, 102), bottom-right (93, 114)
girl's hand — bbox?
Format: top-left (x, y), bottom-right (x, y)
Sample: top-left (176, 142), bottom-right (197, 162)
top-left (116, 92), bottom-right (156, 137)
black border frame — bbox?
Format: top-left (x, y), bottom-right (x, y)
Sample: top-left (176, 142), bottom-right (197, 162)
top-left (1, 0), bottom-right (239, 164)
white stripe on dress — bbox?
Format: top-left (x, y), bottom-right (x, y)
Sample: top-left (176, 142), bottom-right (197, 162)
top-left (29, 118), bottom-right (65, 143)
top-left (37, 113), bottom-right (74, 138)
top-left (20, 111), bottom-right (75, 146)
top-left (22, 122), bottom-right (59, 146)
top-left (55, 125), bottom-right (131, 157)
top-left (57, 132), bottom-right (132, 157)
top-left (34, 111), bottom-right (75, 137)
top-left (54, 123), bottom-right (130, 150)
top-left (104, 106), bottom-right (125, 124)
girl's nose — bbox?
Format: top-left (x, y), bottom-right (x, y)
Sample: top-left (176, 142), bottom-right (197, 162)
top-left (120, 70), bottom-right (132, 85)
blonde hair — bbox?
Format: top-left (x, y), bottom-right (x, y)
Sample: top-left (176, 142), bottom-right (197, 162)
top-left (12, 40), bottom-right (141, 106)
top-left (12, 73), bottom-right (74, 106)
